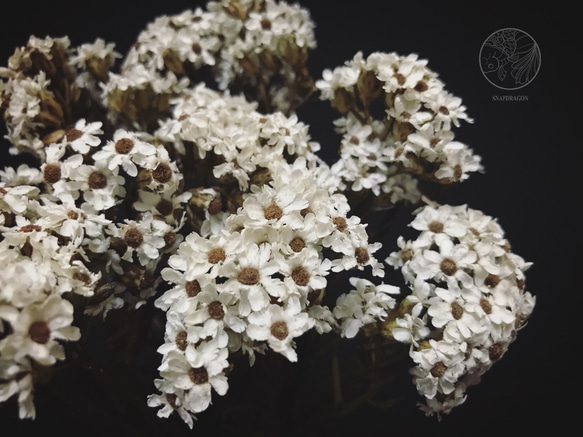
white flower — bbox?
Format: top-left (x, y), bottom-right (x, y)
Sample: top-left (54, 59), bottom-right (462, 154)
top-left (183, 286), bottom-right (246, 341)
top-left (391, 301), bottom-right (430, 346)
top-left (167, 230), bottom-right (243, 278)
top-left (409, 204), bottom-right (468, 243)
top-left (409, 339), bottom-right (467, 399)
top-left (147, 381), bottom-right (196, 429)
top-left (427, 286), bottom-right (487, 341)
top-left (71, 160), bottom-right (126, 211)
top-left (333, 277), bottom-right (399, 338)
top-left (219, 242), bottom-right (283, 316)
top-left (92, 129), bottom-right (158, 177)
top-left (0, 359), bottom-right (35, 419)
top-left (0, 295), bottom-right (80, 366)
top-left (415, 234), bottom-right (477, 288)
top-left (62, 119), bottom-right (103, 154)
top-left (246, 304), bottom-right (314, 362)
top-left (159, 332), bottom-right (229, 414)
top-left (109, 212), bottom-right (172, 266)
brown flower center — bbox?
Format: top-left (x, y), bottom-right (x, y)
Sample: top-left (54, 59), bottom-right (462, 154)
top-left (450, 301), bottom-right (464, 320)
top-left (238, 267), bottom-right (260, 285)
top-left (270, 320), bottom-right (289, 341)
top-left (291, 266), bottom-right (310, 286)
top-left (175, 330), bottom-right (188, 351)
top-left (29, 320), bottom-right (51, 344)
top-left (428, 220), bottom-right (444, 233)
top-left (192, 42), bottom-right (202, 54)
top-left (65, 127), bottom-right (83, 142)
top-left (152, 162), bottom-right (173, 183)
top-left (355, 247), bottom-right (370, 265)
top-left (440, 258), bottom-right (457, 276)
top-left (185, 280), bottom-right (201, 297)
top-left (207, 247), bottom-right (226, 264)
top-left (333, 216), bottom-right (347, 232)
top-left (164, 231), bottom-right (176, 248)
top-left (115, 137), bottom-right (134, 154)
top-left (488, 343), bottom-right (504, 362)
top-left (124, 227), bottom-right (143, 248)
top-left (166, 393), bottom-right (178, 409)
top-left (453, 165), bottom-right (463, 181)
top-left (289, 237), bottom-right (306, 253)
top-left (156, 198), bottom-right (174, 216)
top-left (264, 203), bottom-right (282, 220)
top-left (485, 274), bottom-right (500, 288)
top-left (261, 18), bottom-right (272, 30)
top-left (208, 301), bottom-right (225, 320)
top-left (88, 170), bottom-right (107, 189)
top-left (430, 361), bottom-right (447, 378)
top-left (43, 164), bottom-right (61, 184)
top-left (480, 298), bottom-right (492, 315)
top-left (188, 367), bottom-right (209, 385)
top-left (208, 198), bottom-right (223, 215)
top-left (394, 72), bottom-right (406, 86)
top-left (415, 80), bottom-right (429, 92)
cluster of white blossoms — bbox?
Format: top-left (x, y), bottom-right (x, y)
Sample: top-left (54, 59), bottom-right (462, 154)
top-left (0, 0), bottom-right (536, 429)
top-left (104, 0), bottom-right (316, 124)
top-left (317, 51), bottom-right (483, 202)
top-left (0, 36), bottom-right (119, 160)
top-left (385, 204), bottom-right (535, 416)
top-left (148, 133), bottom-right (387, 425)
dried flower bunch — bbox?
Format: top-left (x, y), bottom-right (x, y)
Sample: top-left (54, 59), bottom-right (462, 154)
top-left (0, 0), bottom-right (535, 428)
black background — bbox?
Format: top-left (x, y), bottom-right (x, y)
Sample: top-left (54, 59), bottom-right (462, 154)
top-left (0, 1), bottom-right (578, 436)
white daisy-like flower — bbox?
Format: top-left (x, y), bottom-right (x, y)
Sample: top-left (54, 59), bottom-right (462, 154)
top-left (246, 304), bottom-right (314, 362)
top-left (167, 230), bottom-right (243, 278)
top-left (415, 234), bottom-right (477, 288)
top-left (108, 212), bottom-right (172, 267)
top-left (409, 204), bottom-right (468, 243)
top-left (277, 247), bottom-right (331, 310)
top-left (409, 339), bottom-right (467, 400)
top-left (427, 286), bottom-right (487, 341)
top-left (71, 160), bottom-right (126, 211)
top-left (219, 242), bottom-right (283, 316)
top-left (0, 295), bottom-right (80, 366)
top-left (158, 332), bottom-right (229, 414)
top-left (62, 119), bottom-right (103, 155)
top-left (183, 286), bottom-right (246, 341)
top-left (92, 129), bottom-right (158, 177)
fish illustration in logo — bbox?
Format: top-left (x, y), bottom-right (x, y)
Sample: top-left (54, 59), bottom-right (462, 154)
top-left (480, 28), bottom-right (541, 89)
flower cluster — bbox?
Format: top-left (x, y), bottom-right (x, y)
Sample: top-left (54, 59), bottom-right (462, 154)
top-left (385, 204), bottom-right (535, 416)
top-left (0, 0), bottom-right (536, 429)
top-left (0, 36), bottom-right (119, 160)
top-left (317, 51), bottom-right (482, 201)
top-left (105, 0), bottom-right (316, 125)
top-left (149, 152), bottom-right (386, 425)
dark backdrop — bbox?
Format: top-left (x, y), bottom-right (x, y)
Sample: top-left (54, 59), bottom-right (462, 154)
top-left (0, 1), bottom-right (578, 436)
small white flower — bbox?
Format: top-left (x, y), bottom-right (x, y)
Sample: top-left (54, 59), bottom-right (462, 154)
top-left (0, 295), bottom-right (80, 366)
top-left (62, 119), bottom-right (103, 154)
top-left (333, 277), bottom-right (399, 338)
top-left (92, 129), bottom-right (158, 177)
top-left (246, 304), bottom-right (314, 362)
